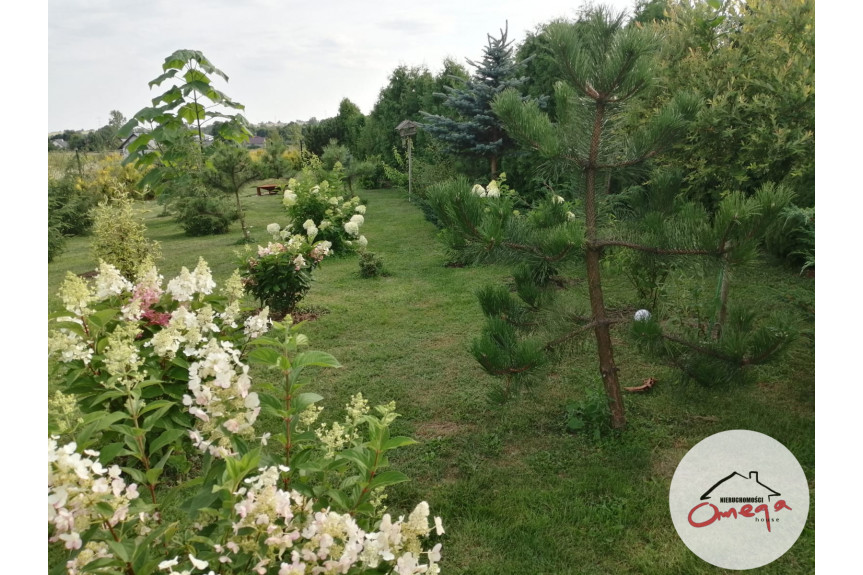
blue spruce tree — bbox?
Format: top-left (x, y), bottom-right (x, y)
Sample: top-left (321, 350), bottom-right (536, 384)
top-left (421, 23), bottom-right (533, 178)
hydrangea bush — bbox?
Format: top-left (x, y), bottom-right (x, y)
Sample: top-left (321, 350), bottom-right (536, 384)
top-left (239, 223), bottom-right (334, 316)
top-left (49, 260), bottom-right (443, 574)
top-left (282, 166), bottom-right (368, 255)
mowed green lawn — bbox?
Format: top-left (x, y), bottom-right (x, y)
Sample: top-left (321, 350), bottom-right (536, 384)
top-left (48, 183), bottom-right (815, 574)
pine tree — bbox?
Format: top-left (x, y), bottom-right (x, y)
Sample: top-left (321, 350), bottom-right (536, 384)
top-left (420, 23), bottom-right (533, 178)
top-left (427, 8), bottom-right (795, 429)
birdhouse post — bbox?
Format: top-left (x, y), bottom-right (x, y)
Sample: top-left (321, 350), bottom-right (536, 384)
top-left (395, 120), bottom-right (419, 201)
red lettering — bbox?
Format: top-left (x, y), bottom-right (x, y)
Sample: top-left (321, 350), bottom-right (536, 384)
top-left (688, 501), bottom-right (718, 528)
top-left (687, 500), bottom-right (790, 533)
top-left (755, 504), bottom-right (771, 532)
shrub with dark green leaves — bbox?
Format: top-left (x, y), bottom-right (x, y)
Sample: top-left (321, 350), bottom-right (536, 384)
top-left (48, 176), bottom-right (100, 261)
top-left (172, 182), bottom-right (238, 236)
top-left (240, 223), bottom-right (333, 315)
top-left (358, 251), bottom-right (385, 278)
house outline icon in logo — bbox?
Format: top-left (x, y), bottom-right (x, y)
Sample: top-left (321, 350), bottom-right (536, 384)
top-left (699, 471), bottom-right (781, 502)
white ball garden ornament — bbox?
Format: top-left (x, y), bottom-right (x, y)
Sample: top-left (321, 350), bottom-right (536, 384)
top-left (634, 309), bottom-right (651, 322)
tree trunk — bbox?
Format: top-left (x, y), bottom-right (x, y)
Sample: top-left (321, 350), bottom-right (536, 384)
top-left (490, 155), bottom-right (499, 180)
top-left (585, 100), bottom-right (626, 429)
top-left (234, 186), bottom-right (249, 241)
top-left (714, 260), bottom-right (731, 339)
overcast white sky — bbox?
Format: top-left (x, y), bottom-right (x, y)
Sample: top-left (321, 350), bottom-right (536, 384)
top-left (48, 0), bottom-right (636, 132)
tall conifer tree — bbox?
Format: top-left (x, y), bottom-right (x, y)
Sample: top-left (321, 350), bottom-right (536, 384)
top-left (421, 23), bottom-right (532, 178)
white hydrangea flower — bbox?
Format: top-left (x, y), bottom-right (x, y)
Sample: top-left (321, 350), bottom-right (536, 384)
top-left (166, 267), bottom-right (196, 302)
top-left (552, 195), bottom-right (565, 204)
top-left (267, 223), bottom-right (281, 236)
top-left (471, 184), bottom-right (486, 196)
top-left (566, 211), bottom-right (576, 221)
top-left (358, 235), bottom-right (368, 248)
top-left (344, 221), bottom-right (360, 236)
top-left (355, 205), bottom-right (366, 215)
top-left (193, 258), bottom-right (216, 296)
top-left (350, 214), bottom-right (364, 226)
top-left (283, 190), bottom-right (297, 206)
top-left (48, 330), bottom-right (94, 364)
top-left (59, 272), bottom-right (93, 316)
top-left (244, 307), bottom-right (271, 339)
top-left (486, 180), bottom-right (500, 198)
top-left (222, 270), bottom-right (245, 301)
top-left (93, 261), bottom-right (133, 301)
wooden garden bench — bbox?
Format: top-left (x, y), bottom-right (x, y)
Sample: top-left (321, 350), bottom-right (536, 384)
top-left (256, 184), bottom-right (279, 196)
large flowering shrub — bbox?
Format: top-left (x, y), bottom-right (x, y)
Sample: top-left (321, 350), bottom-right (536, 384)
top-left (48, 260), bottom-right (443, 573)
top-left (240, 222), bottom-right (334, 315)
top-left (282, 167), bottom-right (368, 255)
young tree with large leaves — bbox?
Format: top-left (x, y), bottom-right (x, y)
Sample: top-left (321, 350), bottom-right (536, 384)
top-left (420, 23), bottom-right (532, 178)
top-left (119, 49), bottom-right (251, 192)
top-left (428, 8), bottom-right (794, 429)
top-left (119, 50), bottom-right (251, 235)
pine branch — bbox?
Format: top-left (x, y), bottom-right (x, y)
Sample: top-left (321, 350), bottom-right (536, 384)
top-left (544, 317), bottom-right (626, 351)
top-left (593, 239), bottom-right (724, 256)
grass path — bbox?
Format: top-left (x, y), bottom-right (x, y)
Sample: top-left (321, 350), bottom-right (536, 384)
top-left (48, 185), bottom-right (815, 574)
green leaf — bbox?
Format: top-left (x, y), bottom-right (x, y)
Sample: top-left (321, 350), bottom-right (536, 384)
top-left (117, 118), bottom-right (139, 139)
top-left (90, 389), bottom-right (127, 405)
top-left (293, 351), bottom-right (342, 369)
top-left (369, 470), bottom-right (410, 490)
top-left (183, 68), bottom-right (211, 85)
top-left (145, 467), bottom-right (164, 485)
top-left (51, 320), bottom-right (86, 337)
top-left (178, 102), bottom-right (206, 125)
top-left (339, 447), bottom-right (374, 473)
top-left (706, 0), bottom-right (721, 9)
top-left (278, 355), bottom-right (293, 372)
top-left (93, 501), bottom-right (116, 518)
top-left (147, 68), bottom-right (179, 88)
top-left (248, 347), bottom-right (284, 367)
top-left (142, 403), bottom-right (174, 429)
top-left (127, 133), bottom-right (154, 153)
top-left (149, 428), bottom-right (186, 455)
top-left (179, 487), bottom-right (221, 516)
top-left (105, 539), bottom-right (131, 562)
top-left (87, 308), bottom-right (119, 330)
top-left (382, 436), bottom-right (418, 451)
top-left (98, 442), bottom-right (131, 464)
top-left (259, 392), bottom-right (285, 414)
top-left (122, 466), bottom-right (146, 484)
top-left (326, 489), bottom-right (351, 511)
top-left (140, 399), bottom-right (175, 415)
top-left (75, 411), bottom-right (127, 448)
top-left (151, 85), bottom-right (183, 107)
top-left (291, 392), bottom-right (324, 412)
top-left (224, 449), bottom-right (262, 487)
